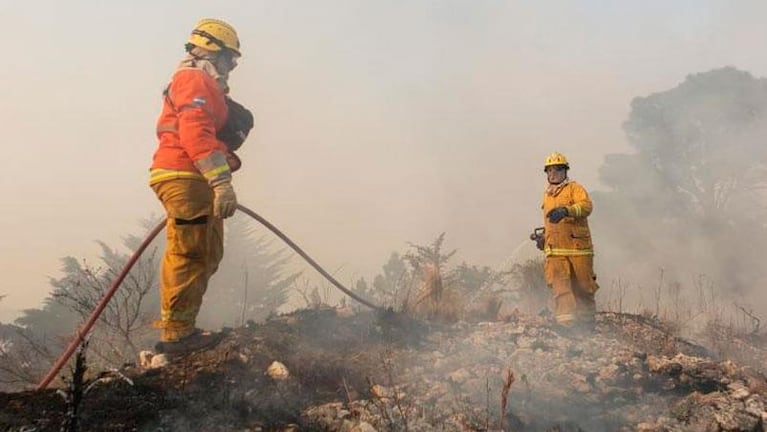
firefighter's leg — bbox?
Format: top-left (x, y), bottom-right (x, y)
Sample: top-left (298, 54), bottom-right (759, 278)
top-left (206, 215), bottom-right (224, 283)
top-left (570, 255), bottom-right (598, 324)
top-left (544, 256), bottom-right (577, 326)
top-left (152, 179), bottom-right (215, 342)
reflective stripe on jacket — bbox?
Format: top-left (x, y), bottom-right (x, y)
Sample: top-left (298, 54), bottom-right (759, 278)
top-left (150, 68), bottom-right (231, 186)
top-left (542, 181), bottom-right (594, 257)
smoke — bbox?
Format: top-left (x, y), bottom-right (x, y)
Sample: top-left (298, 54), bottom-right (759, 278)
top-left (590, 67), bottom-right (767, 332)
top-left (2, 2), bottom-right (767, 325)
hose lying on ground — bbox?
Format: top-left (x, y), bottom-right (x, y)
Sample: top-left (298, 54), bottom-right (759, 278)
top-left (37, 203), bottom-right (379, 390)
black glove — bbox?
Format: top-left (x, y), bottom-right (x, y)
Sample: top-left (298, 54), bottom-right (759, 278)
top-left (217, 97), bottom-right (254, 152)
top-left (547, 207), bottom-right (568, 223)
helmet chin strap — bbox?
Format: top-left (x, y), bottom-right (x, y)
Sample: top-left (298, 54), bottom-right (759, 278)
top-left (192, 29), bottom-right (227, 50)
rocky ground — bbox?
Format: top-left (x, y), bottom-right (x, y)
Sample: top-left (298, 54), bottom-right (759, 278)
top-left (2, 308), bottom-right (767, 431)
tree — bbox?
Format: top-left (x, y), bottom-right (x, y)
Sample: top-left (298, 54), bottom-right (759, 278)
top-left (356, 234), bottom-right (512, 320)
top-left (451, 263), bottom-right (500, 296)
top-left (0, 293), bottom-right (63, 390)
top-left (48, 220), bottom-right (161, 365)
top-left (593, 67), bottom-right (767, 294)
top-left (1, 289), bottom-right (81, 390)
top-left (351, 236), bottom-right (456, 311)
top-left (0, 219), bottom-right (161, 390)
top-left (199, 216), bottom-right (300, 328)
top-left (403, 232), bottom-right (457, 275)
top-left (370, 252), bottom-right (410, 308)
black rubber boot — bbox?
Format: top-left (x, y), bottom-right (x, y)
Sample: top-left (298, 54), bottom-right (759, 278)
top-left (154, 329), bottom-right (224, 355)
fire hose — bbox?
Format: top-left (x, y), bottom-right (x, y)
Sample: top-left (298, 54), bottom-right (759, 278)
top-left (37, 203), bottom-right (380, 390)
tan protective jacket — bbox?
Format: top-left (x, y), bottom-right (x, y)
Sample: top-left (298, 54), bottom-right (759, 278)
top-left (541, 181), bottom-right (594, 256)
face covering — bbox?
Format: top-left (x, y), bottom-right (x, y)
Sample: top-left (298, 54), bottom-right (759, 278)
top-left (177, 46), bottom-right (230, 93)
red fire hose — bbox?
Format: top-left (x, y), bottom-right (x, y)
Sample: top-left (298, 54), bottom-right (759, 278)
top-left (36, 204), bottom-right (379, 390)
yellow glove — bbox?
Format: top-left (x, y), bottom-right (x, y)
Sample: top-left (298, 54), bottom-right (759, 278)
top-left (212, 181), bottom-right (237, 219)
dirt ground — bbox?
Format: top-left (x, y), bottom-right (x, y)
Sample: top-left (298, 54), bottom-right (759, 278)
top-left (2, 308), bottom-right (767, 432)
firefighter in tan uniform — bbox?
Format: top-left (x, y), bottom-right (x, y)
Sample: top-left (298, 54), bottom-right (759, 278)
top-left (540, 152), bottom-right (598, 329)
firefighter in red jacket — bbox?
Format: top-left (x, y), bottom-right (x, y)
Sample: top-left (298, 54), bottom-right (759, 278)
top-left (149, 19), bottom-right (247, 353)
top-left (540, 152), bottom-right (599, 330)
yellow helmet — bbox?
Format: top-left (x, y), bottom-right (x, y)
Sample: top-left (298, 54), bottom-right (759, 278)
top-left (544, 152), bottom-right (569, 170)
top-left (187, 18), bottom-right (241, 56)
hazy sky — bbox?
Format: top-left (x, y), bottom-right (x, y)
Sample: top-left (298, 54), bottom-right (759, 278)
top-left (2, 1), bottom-right (766, 321)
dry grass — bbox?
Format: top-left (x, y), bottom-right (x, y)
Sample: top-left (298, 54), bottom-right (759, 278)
top-left (407, 264), bottom-right (462, 323)
top-left (500, 367), bottom-right (515, 431)
top-left (464, 294), bottom-right (504, 322)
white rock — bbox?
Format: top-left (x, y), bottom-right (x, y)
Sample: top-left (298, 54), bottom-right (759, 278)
top-left (744, 396), bottom-right (764, 417)
top-left (508, 325), bottom-right (526, 335)
top-left (267, 361), bottom-right (290, 380)
top-left (598, 364), bottom-right (620, 381)
top-left (447, 368), bottom-right (472, 383)
top-left (138, 351), bottom-right (153, 368)
top-left (728, 382), bottom-right (750, 400)
top-left (370, 384), bottom-right (390, 398)
top-left (350, 422), bottom-right (378, 432)
top-left (150, 353), bottom-right (169, 368)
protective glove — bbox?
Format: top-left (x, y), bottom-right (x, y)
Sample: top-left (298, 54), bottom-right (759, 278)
top-left (212, 181), bottom-right (237, 219)
top-left (226, 152), bottom-right (242, 172)
top-left (547, 207), bottom-right (568, 223)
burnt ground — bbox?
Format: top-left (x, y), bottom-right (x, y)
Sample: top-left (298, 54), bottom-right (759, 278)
top-left (0, 308), bottom-right (427, 432)
top-left (2, 308), bottom-right (767, 431)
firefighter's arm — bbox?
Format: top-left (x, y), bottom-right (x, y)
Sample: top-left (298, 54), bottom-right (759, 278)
top-left (170, 70), bottom-right (232, 186)
top-left (567, 183), bottom-right (593, 218)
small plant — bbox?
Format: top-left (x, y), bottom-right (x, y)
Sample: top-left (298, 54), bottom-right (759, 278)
top-left (500, 367), bottom-right (515, 431)
top-left (59, 339), bottom-right (88, 432)
top-left (366, 349), bottom-right (414, 432)
top-left (733, 303), bottom-right (761, 336)
top-left (509, 258), bottom-right (548, 315)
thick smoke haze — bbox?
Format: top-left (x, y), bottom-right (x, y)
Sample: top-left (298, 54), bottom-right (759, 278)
top-left (2, 1), bottom-right (767, 321)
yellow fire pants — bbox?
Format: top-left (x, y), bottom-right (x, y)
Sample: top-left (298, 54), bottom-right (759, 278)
top-left (544, 255), bottom-right (598, 325)
top-left (151, 179), bottom-right (224, 342)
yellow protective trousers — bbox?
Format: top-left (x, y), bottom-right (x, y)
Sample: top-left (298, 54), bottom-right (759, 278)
top-left (544, 255), bottom-right (598, 325)
top-left (151, 179), bottom-right (224, 342)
